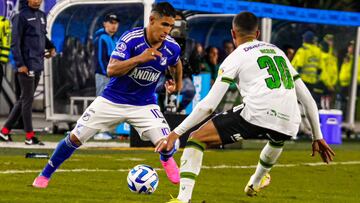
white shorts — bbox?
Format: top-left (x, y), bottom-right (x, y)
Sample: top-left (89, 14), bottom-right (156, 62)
top-left (72, 97), bottom-right (170, 144)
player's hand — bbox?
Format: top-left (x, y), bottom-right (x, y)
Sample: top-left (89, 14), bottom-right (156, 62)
top-left (138, 48), bottom-right (162, 63)
top-left (311, 139), bottom-right (335, 164)
top-left (165, 79), bottom-right (176, 94)
top-left (18, 66), bottom-right (28, 74)
top-left (155, 131), bottom-right (180, 152)
top-left (49, 48), bottom-right (57, 58)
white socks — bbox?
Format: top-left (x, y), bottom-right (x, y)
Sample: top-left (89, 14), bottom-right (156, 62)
top-left (177, 139), bottom-right (205, 202)
top-left (251, 142), bottom-right (283, 187)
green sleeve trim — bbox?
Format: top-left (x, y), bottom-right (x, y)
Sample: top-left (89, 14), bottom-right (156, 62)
top-left (180, 172), bottom-right (197, 180)
top-left (185, 139), bottom-right (206, 152)
top-left (293, 74), bottom-right (301, 81)
top-left (259, 159), bottom-right (274, 169)
top-left (221, 77), bottom-right (234, 84)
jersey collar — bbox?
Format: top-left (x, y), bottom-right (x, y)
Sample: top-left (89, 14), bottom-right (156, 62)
top-left (143, 28), bottom-right (165, 51)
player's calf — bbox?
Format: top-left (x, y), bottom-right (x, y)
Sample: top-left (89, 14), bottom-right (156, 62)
top-left (33, 134), bottom-right (80, 188)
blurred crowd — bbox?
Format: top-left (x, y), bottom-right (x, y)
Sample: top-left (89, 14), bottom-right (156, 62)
top-left (287, 31), bottom-right (359, 119)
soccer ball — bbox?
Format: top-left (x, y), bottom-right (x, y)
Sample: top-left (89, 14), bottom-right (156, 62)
top-left (127, 164), bottom-right (159, 194)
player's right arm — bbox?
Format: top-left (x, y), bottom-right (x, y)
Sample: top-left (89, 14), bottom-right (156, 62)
top-left (294, 78), bottom-right (335, 163)
top-left (107, 48), bottom-right (162, 77)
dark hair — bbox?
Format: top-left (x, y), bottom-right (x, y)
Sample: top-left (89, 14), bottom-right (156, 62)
top-left (232, 11), bottom-right (258, 35)
top-left (151, 2), bottom-right (176, 18)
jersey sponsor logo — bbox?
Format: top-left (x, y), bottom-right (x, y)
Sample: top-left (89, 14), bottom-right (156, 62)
top-left (116, 42), bottom-right (127, 52)
top-left (113, 51), bottom-right (125, 58)
top-left (231, 133), bottom-right (243, 142)
top-left (160, 57), bottom-right (167, 66)
top-left (244, 43), bottom-right (276, 52)
top-left (40, 17), bottom-right (45, 24)
top-left (134, 42), bottom-right (145, 50)
top-left (128, 66), bottom-right (161, 86)
top-left (233, 104), bottom-right (244, 113)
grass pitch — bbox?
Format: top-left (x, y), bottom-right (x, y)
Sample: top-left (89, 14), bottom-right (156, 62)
top-left (0, 139), bottom-right (359, 203)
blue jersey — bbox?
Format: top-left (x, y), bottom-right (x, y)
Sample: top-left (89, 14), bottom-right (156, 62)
top-left (101, 27), bottom-right (181, 105)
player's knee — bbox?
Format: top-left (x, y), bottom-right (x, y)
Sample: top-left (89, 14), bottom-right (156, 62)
top-left (189, 130), bottom-right (208, 147)
top-left (70, 134), bottom-right (82, 146)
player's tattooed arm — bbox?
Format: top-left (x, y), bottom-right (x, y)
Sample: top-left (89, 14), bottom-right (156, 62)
top-left (168, 60), bottom-right (183, 92)
top-left (107, 48), bottom-right (162, 77)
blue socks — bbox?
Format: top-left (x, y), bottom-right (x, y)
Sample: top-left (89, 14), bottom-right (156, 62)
top-left (40, 135), bottom-right (79, 178)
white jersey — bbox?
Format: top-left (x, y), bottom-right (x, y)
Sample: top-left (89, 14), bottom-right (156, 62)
top-left (218, 40), bottom-right (301, 136)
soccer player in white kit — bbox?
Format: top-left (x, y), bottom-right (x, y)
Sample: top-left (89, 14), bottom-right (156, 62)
top-left (156, 11), bottom-right (335, 202)
top-left (33, 2), bottom-right (183, 188)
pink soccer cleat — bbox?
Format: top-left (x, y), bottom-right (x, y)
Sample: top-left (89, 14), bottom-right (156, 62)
top-left (161, 157), bottom-right (180, 184)
top-left (32, 175), bottom-right (49, 188)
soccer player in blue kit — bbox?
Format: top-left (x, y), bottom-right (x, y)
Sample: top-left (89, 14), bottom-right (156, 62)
top-left (33, 2), bottom-right (183, 188)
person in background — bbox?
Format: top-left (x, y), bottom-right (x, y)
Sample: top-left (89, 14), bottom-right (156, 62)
top-left (93, 13), bottom-right (119, 96)
top-left (0, 0), bottom-right (56, 145)
top-left (291, 31), bottom-right (322, 108)
top-left (202, 46), bottom-right (220, 84)
top-left (339, 40), bottom-right (360, 116)
top-left (282, 44), bottom-right (295, 61)
top-left (219, 40), bottom-right (235, 63)
top-left (319, 34), bottom-right (338, 109)
top-left (0, 16), bottom-right (11, 95)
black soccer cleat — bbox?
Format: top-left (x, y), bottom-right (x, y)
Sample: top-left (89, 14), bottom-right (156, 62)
top-left (25, 137), bottom-right (44, 145)
top-left (0, 132), bottom-right (12, 142)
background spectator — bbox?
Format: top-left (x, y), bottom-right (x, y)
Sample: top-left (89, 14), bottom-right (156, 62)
top-left (202, 46), bottom-right (220, 84)
top-left (219, 40), bottom-right (235, 63)
top-left (339, 40), bottom-right (360, 118)
top-left (93, 13), bottom-right (119, 96)
top-left (0, 0), bottom-right (56, 145)
top-left (291, 31), bottom-right (322, 108)
top-left (319, 34), bottom-right (338, 109)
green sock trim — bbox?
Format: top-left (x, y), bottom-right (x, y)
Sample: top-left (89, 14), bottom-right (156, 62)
top-left (221, 77), bottom-right (234, 84)
top-left (180, 172), bottom-right (197, 180)
top-left (269, 141), bottom-right (284, 148)
top-left (259, 158), bottom-right (273, 168)
top-left (186, 139), bottom-right (206, 152)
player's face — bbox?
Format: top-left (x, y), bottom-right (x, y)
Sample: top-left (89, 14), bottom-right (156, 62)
top-left (150, 15), bottom-right (175, 42)
top-left (28, 0), bottom-right (42, 9)
top-left (104, 21), bottom-right (119, 36)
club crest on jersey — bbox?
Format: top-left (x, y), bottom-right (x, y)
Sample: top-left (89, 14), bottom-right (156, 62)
top-left (117, 42), bottom-right (127, 52)
top-left (160, 57), bottom-right (167, 66)
top-left (128, 66), bottom-right (161, 86)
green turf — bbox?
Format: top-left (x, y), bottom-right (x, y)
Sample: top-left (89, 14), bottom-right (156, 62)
top-left (0, 141), bottom-right (360, 203)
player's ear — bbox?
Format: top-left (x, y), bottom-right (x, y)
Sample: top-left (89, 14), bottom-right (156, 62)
top-left (255, 30), bottom-right (260, 39)
top-left (149, 15), bottom-right (155, 25)
top-left (231, 29), bottom-right (236, 41)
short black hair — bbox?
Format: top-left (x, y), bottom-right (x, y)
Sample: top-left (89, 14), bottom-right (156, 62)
top-left (151, 2), bottom-right (176, 18)
top-left (232, 11), bottom-right (258, 35)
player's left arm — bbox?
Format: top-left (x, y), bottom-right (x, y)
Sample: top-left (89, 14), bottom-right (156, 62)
top-left (167, 60), bottom-right (183, 93)
top-left (294, 77), bottom-right (335, 163)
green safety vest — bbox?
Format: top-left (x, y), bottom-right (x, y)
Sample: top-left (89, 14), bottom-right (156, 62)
top-left (291, 43), bottom-right (322, 84)
top-left (0, 16), bottom-right (11, 64)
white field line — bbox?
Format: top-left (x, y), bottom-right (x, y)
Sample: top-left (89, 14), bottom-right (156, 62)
top-left (0, 142), bottom-right (130, 149)
top-left (1, 161), bottom-right (360, 174)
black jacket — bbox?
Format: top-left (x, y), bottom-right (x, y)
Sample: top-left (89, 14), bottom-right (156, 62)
top-left (11, 6), bottom-right (54, 72)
